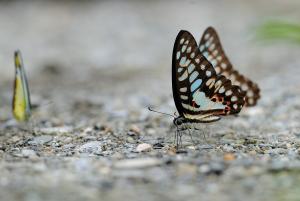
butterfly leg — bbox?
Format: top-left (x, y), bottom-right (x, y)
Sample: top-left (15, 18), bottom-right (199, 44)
top-left (174, 126), bottom-right (179, 149)
top-left (187, 128), bottom-right (197, 147)
top-left (179, 130), bottom-right (183, 148)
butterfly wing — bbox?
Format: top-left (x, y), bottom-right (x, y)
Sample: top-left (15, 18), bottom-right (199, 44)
top-left (199, 27), bottom-right (260, 106)
top-left (12, 50), bottom-right (31, 121)
top-left (172, 30), bottom-right (245, 122)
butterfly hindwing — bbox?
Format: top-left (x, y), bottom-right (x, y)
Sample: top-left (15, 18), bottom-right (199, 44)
top-left (172, 30), bottom-right (245, 122)
top-left (199, 27), bottom-right (260, 106)
top-left (12, 50), bottom-right (31, 121)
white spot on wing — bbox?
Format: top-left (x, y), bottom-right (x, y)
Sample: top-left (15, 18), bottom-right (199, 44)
top-left (187, 46), bottom-right (192, 53)
top-left (188, 64), bottom-right (195, 73)
top-left (207, 55), bottom-right (213, 61)
top-left (179, 57), bottom-right (187, 66)
top-left (180, 38), bottom-right (185, 44)
top-left (199, 45), bottom-right (205, 52)
top-left (206, 78), bottom-right (215, 88)
top-left (225, 90), bottom-right (232, 96)
top-left (190, 52), bottom-right (195, 58)
top-left (213, 50), bottom-right (218, 56)
top-left (189, 71), bottom-right (199, 83)
top-left (204, 33), bottom-right (210, 40)
top-left (180, 87), bottom-right (187, 92)
top-left (179, 70), bottom-right (188, 81)
top-left (231, 96), bottom-right (237, 101)
top-left (180, 95), bottom-right (188, 100)
top-left (176, 51), bottom-right (181, 60)
top-left (211, 59), bottom-right (217, 66)
top-left (209, 43), bottom-right (215, 51)
top-left (219, 86), bottom-right (225, 93)
top-left (221, 63), bottom-right (227, 69)
top-left (206, 71), bottom-right (211, 77)
top-left (205, 41), bottom-right (211, 47)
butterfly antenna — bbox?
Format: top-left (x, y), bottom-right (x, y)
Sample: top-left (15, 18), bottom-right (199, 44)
top-left (148, 107), bottom-right (176, 118)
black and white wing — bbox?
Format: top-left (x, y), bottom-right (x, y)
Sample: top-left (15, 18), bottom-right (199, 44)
top-left (199, 27), bottom-right (260, 106)
top-left (172, 30), bottom-right (245, 122)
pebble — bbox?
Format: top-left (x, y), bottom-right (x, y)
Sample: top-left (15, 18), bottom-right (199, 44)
top-left (210, 162), bottom-right (225, 175)
top-left (39, 126), bottom-right (73, 134)
top-left (126, 137), bottom-right (137, 144)
top-left (129, 125), bottom-right (141, 135)
top-left (83, 127), bottom-right (94, 135)
top-left (199, 164), bottom-right (211, 174)
top-left (113, 158), bottom-right (162, 169)
top-left (28, 135), bottom-right (53, 145)
top-left (176, 163), bottom-right (198, 177)
top-left (198, 144), bottom-right (214, 150)
top-left (21, 149), bottom-right (38, 159)
top-left (223, 153), bottom-right (235, 161)
top-left (78, 141), bottom-right (102, 154)
top-left (136, 143), bottom-right (152, 152)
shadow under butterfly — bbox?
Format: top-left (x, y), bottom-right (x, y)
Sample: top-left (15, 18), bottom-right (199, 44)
top-left (169, 27), bottom-right (260, 148)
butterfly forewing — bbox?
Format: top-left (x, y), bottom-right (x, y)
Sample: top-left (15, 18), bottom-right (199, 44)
top-left (199, 27), bottom-right (260, 106)
top-left (172, 30), bottom-right (245, 122)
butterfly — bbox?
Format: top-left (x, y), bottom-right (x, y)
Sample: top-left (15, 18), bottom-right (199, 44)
top-left (172, 27), bottom-right (260, 128)
top-left (12, 50), bottom-right (32, 121)
top-left (199, 27), bottom-right (260, 106)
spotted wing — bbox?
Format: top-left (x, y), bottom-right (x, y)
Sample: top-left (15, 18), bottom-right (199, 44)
top-left (172, 30), bottom-right (245, 122)
top-left (12, 50), bottom-right (31, 121)
top-left (199, 27), bottom-right (260, 106)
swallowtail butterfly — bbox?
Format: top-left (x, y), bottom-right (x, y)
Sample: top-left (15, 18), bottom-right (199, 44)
top-left (199, 27), bottom-right (260, 106)
top-left (12, 50), bottom-right (31, 121)
top-left (172, 27), bottom-right (260, 128)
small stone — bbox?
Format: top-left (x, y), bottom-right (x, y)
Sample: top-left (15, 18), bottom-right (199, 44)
top-left (286, 143), bottom-right (292, 149)
top-left (176, 163), bottom-right (197, 176)
top-left (39, 126), bottom-right (73, 134)
top-left (129, 125), bottom-right (141, 134)
top-left (126, 137), bottom-right (136, 144)
top-left (114, 158), bottom-right (162, 169)
top-left (78, 141), bottom-right (102, 154)
top-left (249, 150), bottom-right (257, 155)
top-left (198, 144), bottom-right (214, 150)
top-left (136, 143), bottom-right (152, 152)
top-left (210, 162), bottom-right (225, 175)
top-left (10, 136), bottom-right (21, 143)
top-left (186, 145), bottom-right (196, 150)
top-left (21, 149), bottom-right (38, 159)
top-left (199, 164), bottom-right (210, 174)
top-left (163, 145), bottom-right (177, 155)
top-left (146, 128), bottom-right (156, 135)
top-left (223, 145), bottom-right (234, 152)
top-left (224, 153), bottom-right (235, 161)
top-left (29, 135), bottom-right (53, 145)
top-left (63, 137), bottom-right (73, 144)
top-left (83, 127), bottom-right (94, 135)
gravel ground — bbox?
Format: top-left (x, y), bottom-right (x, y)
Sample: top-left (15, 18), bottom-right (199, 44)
top-left (0, 1), bottom-right (300, 201)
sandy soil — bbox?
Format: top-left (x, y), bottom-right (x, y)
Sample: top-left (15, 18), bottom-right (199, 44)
top-left (0, 1), bottom-right (300, 201)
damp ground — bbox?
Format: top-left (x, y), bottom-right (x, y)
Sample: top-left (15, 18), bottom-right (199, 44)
top-left (0, 1), bottom-right (300, 201)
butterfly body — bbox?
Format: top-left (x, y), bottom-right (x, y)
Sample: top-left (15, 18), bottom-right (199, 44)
top-left (172, 28), bottom-right (260, 129)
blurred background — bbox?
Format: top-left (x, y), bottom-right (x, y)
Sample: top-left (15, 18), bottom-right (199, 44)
top-left (0, 1), bottom-right (300, 201)
top-left (0, 0), bottom-right (299, 121)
